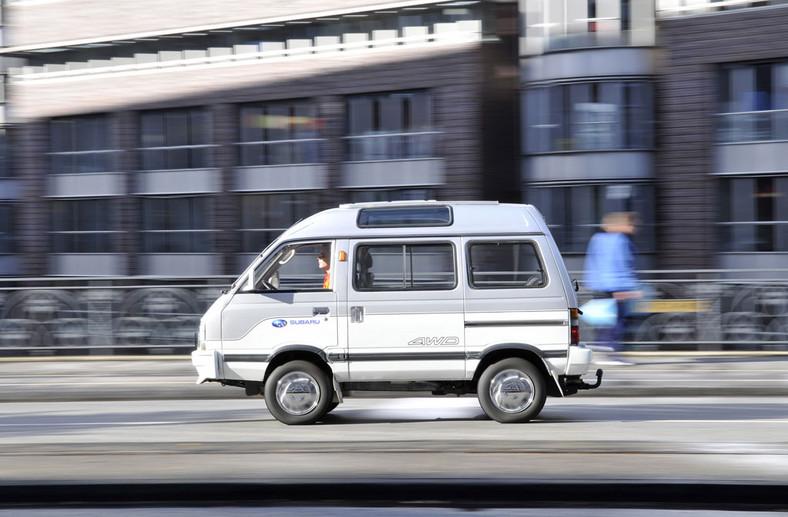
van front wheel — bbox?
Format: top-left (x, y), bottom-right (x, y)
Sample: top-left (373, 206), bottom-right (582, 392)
top-left (477, 358), bottom-right (546, 423)
top-left (264, 360), bottom-right (332, 425)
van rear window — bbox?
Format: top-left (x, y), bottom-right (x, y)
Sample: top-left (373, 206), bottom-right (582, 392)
top-left (357, 206), bottom-right (452, 228)
top-left (467, 241), bottom-right (546, 289)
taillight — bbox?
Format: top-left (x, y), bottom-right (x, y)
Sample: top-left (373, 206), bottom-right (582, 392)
top-left (569, 308), bottom-right (580, 346)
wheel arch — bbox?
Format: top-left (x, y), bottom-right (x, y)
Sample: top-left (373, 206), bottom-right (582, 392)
top-left (263, 345), bottom-right (333, 384)
top-left (473, 343), bottom-right (563, 397)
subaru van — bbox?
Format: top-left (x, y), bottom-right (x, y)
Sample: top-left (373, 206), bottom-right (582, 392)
top-left (192, 201), bottom-right (602, 424)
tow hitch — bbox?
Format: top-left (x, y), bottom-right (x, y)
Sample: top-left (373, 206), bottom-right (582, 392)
top-left (561, 368), bottom-right (603, 395)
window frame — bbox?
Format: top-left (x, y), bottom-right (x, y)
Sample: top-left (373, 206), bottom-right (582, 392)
top-left (345, 90), bottom-right (437, 161)
top-left (49, 115), bottom-right (114, 174)
top-left (49, 198), bottom-right (115, 253)
top-left (238, 100), bottom-right (322, 166)
top-left (245, 240), bottom-right (332, 293)
top-left (239, 192), bottom-right (320, 253)
top-left (140, 196), bottom-right (213, 253)
top-left (139, 108), bottom-right (213, 170)
top-left (352, 241), bottom-right (457, 292)
top-left (466, 240), bottom-right (548, 290)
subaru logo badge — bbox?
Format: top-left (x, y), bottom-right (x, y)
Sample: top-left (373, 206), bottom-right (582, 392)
top-left (272, 319), bottom-right (288, 328)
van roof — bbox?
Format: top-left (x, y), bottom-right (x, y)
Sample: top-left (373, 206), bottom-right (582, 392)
top-left (277, 201), bottom-right (548, 243)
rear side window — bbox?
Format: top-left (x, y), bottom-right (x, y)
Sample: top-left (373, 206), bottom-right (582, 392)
top-left (467, 241), bottom-right (546, 289)
top-left (354, 243), bottom-right (456, 291)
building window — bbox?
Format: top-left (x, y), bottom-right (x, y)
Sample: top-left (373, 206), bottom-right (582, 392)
top-left (0, 127), bottom-right (11, 178)
top-left (50, 115), bottom-right (113, 174)
top-left (528, 183), bottom-right (655, 254)
top-left (239, 192), bottom-right (319, 253)
top-left (525, 81), bottom-right (653, 153)
top-left (719, 176), bottom-right (788, 252)
top-left (50, 199), bottom-right (114, 253)
top-left (239, 101), bottom-right (322, 166)
top-left (141, 197), bottom-right (212, 253)
top-left (347, 188), bottom-right (434, 203)
top-left (140, 109), bottom-right (211, 170)
top-left (0, 204), bottom-right (14, 254)
top-left (346, 91), bottom-right (436, 161)
top-left (718, 62), bottom-right (788, 143)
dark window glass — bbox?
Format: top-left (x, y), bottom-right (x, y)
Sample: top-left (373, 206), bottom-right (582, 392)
top-left (250, 242), bottom-right (330, 292)
top-left (140, 109), bottom-right (211, 170)
top-left (348, 188), bottom-right (434, 203)
top-left (717, 62), bottom-right (788, 142)
top-left (0, 204), bottom-right (14, 254)
top-left (525, 81), bottom-right (653, 153)
top-left (49, 115), bottom-right (112, 174)
top-left (50, 199), bottom-right (113, 253)
top-left (719, 176), bottom-right (788, 252)
top-left (238, 101), bottom-right (321, 166)
top-left (528, 183), bottom-right (655, 254)
top-left (468, 241), bottom-right (545, 289)
top-left (346, 90), bottom-right (435, 161)
top-left (141, 197), bottom-right (211, 252)
top-left (357, 206), bottom-right (452, 228)
top-left (353, 243), bottom-right (455, 291)
top-left (239, 192), bottom-right (319, 252)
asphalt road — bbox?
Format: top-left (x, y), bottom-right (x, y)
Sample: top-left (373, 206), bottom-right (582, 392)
top-left (2, 396), bottom-right (786, 485)
top-left (1, 354), bottom-right (786, 510)
top-left (1, 352), bottom-right (787, 402)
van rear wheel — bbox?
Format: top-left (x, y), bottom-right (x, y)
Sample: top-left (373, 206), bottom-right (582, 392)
top-left (477, 358), bottom-right (546, 423)
top-left (264, 360), bottom-right (332, 425)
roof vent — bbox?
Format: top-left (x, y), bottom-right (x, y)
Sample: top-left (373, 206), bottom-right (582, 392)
top-left (357, 205), bottom-right (453, 228)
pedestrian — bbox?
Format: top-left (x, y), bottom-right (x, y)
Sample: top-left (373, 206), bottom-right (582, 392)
top-left (584, 211), bottom-right (642, 364)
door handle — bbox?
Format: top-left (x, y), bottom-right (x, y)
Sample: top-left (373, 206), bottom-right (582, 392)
top-left (313, 306), bottom-right (330, 316)
top-left (350, 306), bottom-right (364, 323)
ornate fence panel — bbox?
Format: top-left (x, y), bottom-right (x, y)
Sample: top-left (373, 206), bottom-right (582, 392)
top-left (1, 271), bottom-right (786, 356)
top-left (0, 278), bottom-right (231, 356)
top-left (576, 269), bottom-right (788, 351)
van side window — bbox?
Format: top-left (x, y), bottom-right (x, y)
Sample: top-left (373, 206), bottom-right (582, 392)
top-left (467, 241), bottom-right (546, 289)
top-left (354, 243), bottom-right (455, 291)
top-left (249, 242), bottom-right (331, 291)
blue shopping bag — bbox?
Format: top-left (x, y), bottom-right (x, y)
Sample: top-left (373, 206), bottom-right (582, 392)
top-left (579, 298), bottom-right (618, 327)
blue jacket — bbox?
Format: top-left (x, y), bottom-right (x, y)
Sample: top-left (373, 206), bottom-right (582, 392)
top-left (584, 232), bottom-right (638, 293)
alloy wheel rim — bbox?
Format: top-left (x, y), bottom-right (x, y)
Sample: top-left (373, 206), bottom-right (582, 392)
top-left (489, 368), bottom-right (535, 413)
top-left (276, 371), bottom-right (321, 416)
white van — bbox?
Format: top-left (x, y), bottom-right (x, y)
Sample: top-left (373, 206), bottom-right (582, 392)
top-left (192, 201), bottom-right (602, 424)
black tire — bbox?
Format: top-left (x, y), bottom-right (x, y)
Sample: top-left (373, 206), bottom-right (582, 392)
top-left (477, 358), bottom-right (546, 423)
top-left (263, 360), bottom-right (333, 425)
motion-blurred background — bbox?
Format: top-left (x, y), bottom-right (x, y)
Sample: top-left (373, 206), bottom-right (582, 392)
top-left (0, 0), bottom-right (785, 356)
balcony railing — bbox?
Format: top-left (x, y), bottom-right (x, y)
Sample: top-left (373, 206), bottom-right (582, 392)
top-left (717, 109), bottom-right (788, 143)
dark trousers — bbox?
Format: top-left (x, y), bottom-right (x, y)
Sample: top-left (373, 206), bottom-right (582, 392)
top-left (594, 293), bottom-right (628, 352)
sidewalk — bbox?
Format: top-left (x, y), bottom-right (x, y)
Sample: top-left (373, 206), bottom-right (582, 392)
top-left (0, 352), bottom-right (787, 403)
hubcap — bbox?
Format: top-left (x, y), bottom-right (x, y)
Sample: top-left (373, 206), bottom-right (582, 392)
top-left (276, 371), bottom-right (321, 416)
top-left (489, 369), bottom-right (535, 414)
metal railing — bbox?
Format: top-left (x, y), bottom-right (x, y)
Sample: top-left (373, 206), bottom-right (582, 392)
top-left (0, 270), bottom-right (786, 356)
top-left (576, 269), bottom-right (788, 351)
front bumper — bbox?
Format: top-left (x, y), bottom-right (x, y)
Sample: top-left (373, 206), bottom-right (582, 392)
top-left (191, 349), bottom-right (221, 384)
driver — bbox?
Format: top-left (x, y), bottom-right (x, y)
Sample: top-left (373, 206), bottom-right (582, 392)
top-left (317, 245), bottom-right (331, 289)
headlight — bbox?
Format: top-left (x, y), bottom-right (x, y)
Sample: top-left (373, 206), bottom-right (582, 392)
top-left (197, 321), bottom-right (207, 350)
